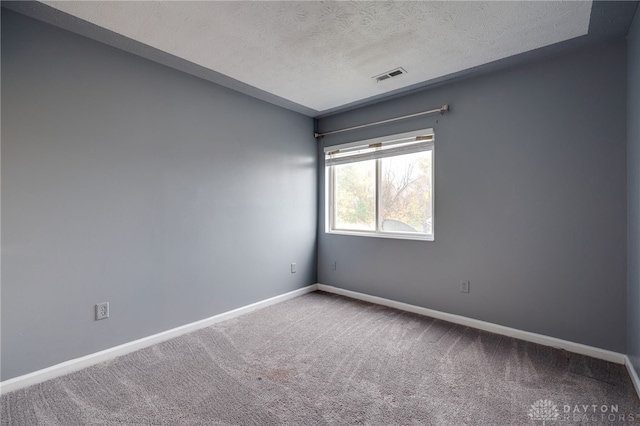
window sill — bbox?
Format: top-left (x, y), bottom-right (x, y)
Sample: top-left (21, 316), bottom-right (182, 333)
top-left (325, 230), bottom-right (434, 242)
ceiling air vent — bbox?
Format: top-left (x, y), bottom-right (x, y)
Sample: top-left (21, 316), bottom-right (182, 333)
top-left (373, 67), bottom-right (406, 83)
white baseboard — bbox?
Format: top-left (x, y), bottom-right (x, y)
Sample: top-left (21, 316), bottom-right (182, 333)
top-left (3, 283), bottom-right (635, 400)
top-left (0, 284), bottom-right (318, 395)
top-left (317, 284), bottom-right (627, 365)
top-left (626, 356), bottom-right (640, 401)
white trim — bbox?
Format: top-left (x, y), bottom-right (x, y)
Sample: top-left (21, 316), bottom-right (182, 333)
top-left (0, 284), bottom-right (318, 395)
top-left (3, 283), bottom-right (633, 399)
top-left (317, 284), bottom-right (626, 365)
top-left (626, 356), bottom-right (640, 401)
top-left (326, 229), bottom-right (434, 241)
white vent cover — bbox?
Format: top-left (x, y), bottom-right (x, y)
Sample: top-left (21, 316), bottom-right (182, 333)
top-left (374, 68), bottom-right (407, 83)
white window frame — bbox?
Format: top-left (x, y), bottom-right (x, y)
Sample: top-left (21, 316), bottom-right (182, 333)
top-left (325, 129), bottom-right (435, 241)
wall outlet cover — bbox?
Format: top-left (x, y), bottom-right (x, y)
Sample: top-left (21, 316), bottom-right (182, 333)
top-left (96, 302), bottom-right (109, 320)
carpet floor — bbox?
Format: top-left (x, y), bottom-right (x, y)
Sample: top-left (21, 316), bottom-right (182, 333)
top-left (2, 291), bottom-right (639, 425)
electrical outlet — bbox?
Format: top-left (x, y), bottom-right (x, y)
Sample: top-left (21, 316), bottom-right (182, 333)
top-left (96, 302), bottom-right (109, 320)
top-left (291, 263), bottom-right (296, 273)
top-left (460, 281), bottom-right (470, 293)
top-left (331, 261), bottom-right (337, 270)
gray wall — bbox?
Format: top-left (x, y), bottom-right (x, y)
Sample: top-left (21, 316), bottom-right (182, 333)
top-left (317, 40), bottom-right (628, 352)
top-left (628, 6), bottom-right (640, 375)
top-left (1, 10), bottom-right (317, 381)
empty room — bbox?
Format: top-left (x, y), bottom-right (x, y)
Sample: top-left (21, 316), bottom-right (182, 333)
top-left (2, 1), bottom-right (640, 425)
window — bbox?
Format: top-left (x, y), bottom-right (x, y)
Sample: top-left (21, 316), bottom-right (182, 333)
top-left (325, 129), bottom-right (434, 240)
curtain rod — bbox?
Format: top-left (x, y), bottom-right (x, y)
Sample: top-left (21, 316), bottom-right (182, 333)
top-left (314, 104), bottom-right (449, 138)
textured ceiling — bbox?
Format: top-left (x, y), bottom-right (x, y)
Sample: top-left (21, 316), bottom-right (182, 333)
top-left (39, 1), bottom-right (593, 114)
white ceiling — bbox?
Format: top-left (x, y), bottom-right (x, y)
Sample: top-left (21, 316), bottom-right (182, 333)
top-left (40, 1), bottom-right (593, 114)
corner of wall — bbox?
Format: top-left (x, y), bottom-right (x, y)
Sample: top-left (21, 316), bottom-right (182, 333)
top-left (627, 2), bottom-right (640, 378)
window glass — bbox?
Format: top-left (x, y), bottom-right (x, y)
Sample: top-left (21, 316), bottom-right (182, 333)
top-left (334, 160), bottom-right (376, 231)
top-left (380, 150), bottom-right (433, 234)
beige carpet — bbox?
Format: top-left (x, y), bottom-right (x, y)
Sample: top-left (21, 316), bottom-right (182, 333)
top-left (2, 291), bottom-right (639, 425)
